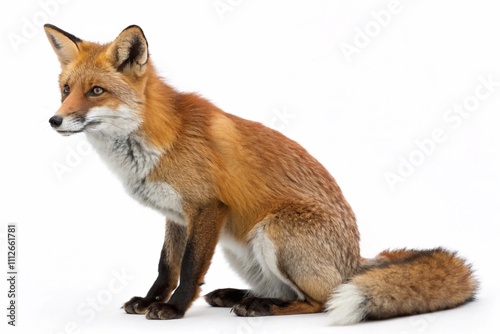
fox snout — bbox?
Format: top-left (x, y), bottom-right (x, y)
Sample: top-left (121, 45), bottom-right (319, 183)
top-left (48, 106), bottom-right (142, 137)
top-left (47, 113), bottom-right (86, 136)
top-left (49, 115), bottom-right (63, 128)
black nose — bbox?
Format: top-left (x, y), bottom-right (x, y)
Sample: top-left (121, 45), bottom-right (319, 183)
top-left (49, 115), bottom-right (63, 128)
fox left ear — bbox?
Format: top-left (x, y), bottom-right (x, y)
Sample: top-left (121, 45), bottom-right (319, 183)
top-left (108, 25), bottom-right (149, 76)
top-left (44, 24), bottom-right (81, 66)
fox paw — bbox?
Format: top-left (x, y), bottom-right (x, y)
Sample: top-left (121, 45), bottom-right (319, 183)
top-left (205, 288), bottom-right (250, 307)
top-left (232, 297), bottom-right (289, 317)
top-left (146, 302), bottom-right (184, 320)
top-left (123, 296), bottom-right (157, 314)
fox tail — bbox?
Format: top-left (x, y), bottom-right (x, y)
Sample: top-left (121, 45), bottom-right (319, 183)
top-left (326, 247), bottom-right (478, 325)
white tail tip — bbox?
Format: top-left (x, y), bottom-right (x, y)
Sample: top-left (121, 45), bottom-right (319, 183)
top-left (326, 283), bottom-right (368, 326)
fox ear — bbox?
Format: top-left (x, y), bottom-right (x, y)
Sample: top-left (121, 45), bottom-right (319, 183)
top-left (108, 25), bottom-right (149, 76)
top-left (44, 24), bottom-right (81, 66)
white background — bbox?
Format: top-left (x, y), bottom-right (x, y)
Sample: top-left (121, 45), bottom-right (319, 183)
top-left (1, 0), bottom-right (499, 333)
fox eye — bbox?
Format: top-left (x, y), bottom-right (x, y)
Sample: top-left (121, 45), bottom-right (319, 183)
top-left (89, 86), bottom-right (105, 96)
top-left (63, 84), bottom-right (70, 95)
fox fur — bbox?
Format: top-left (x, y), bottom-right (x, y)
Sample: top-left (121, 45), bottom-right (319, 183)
top-left (44, 24), bottom-right (478, 324)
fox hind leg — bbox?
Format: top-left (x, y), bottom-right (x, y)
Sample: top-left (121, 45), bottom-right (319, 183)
top-left (234, 202), bottom-right (358, 317)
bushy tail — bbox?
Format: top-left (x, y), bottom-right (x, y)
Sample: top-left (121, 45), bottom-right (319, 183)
top-left (326, 247), bottom-right (478, 325)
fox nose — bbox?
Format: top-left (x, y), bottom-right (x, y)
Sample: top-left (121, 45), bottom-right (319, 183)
top-left (49, 115), bottom-right (63, 128)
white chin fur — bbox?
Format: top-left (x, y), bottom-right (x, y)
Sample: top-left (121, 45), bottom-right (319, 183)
top-left (85, 105), bottom-right (141, 137)
top-left (326, 283), bottom-right (367, 326)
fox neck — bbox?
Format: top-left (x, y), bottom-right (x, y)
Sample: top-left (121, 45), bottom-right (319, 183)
top-left (139, 68), bottom-right (182, 149)
top-left (86, 68), bottom-right (181, 182)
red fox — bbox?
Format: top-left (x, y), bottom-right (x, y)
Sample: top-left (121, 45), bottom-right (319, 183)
top-left (44, 24), bottom-right (478, 325)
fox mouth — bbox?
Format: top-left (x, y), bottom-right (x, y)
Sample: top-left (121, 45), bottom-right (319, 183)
top-left (51, 118), bottom-right (102, 136)
top-left (56, 129), bottom-right (84, 136)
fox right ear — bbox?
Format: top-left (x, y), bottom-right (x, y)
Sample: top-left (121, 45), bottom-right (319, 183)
top-left (107, 25), bottom-right (149, 76)
top-left (44, 24), bottom-right (81, 66)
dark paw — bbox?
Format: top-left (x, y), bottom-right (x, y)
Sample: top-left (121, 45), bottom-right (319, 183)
top-left (123, 296), bottom-right (157, 314)
top-left (205, 288), bottom-right (250, 307)
top-left (232, 297), bottom-right (289, 317)
top-left (146, 302), bottom-right (184, 320)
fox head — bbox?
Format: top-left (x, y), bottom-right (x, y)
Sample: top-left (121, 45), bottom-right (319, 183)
top-left (44, 24), bottom-right (150, 137)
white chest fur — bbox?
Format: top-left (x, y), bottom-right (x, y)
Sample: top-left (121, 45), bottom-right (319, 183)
top-left (86, 132), bottom-right (185, 225)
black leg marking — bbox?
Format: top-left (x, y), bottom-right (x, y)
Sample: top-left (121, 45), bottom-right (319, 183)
top-left (145, 203), bottom-right (227, 320)
top-left (145, 240), bottom-right (198, 320)
top-left (123, 245), bottom-right (170, 314)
